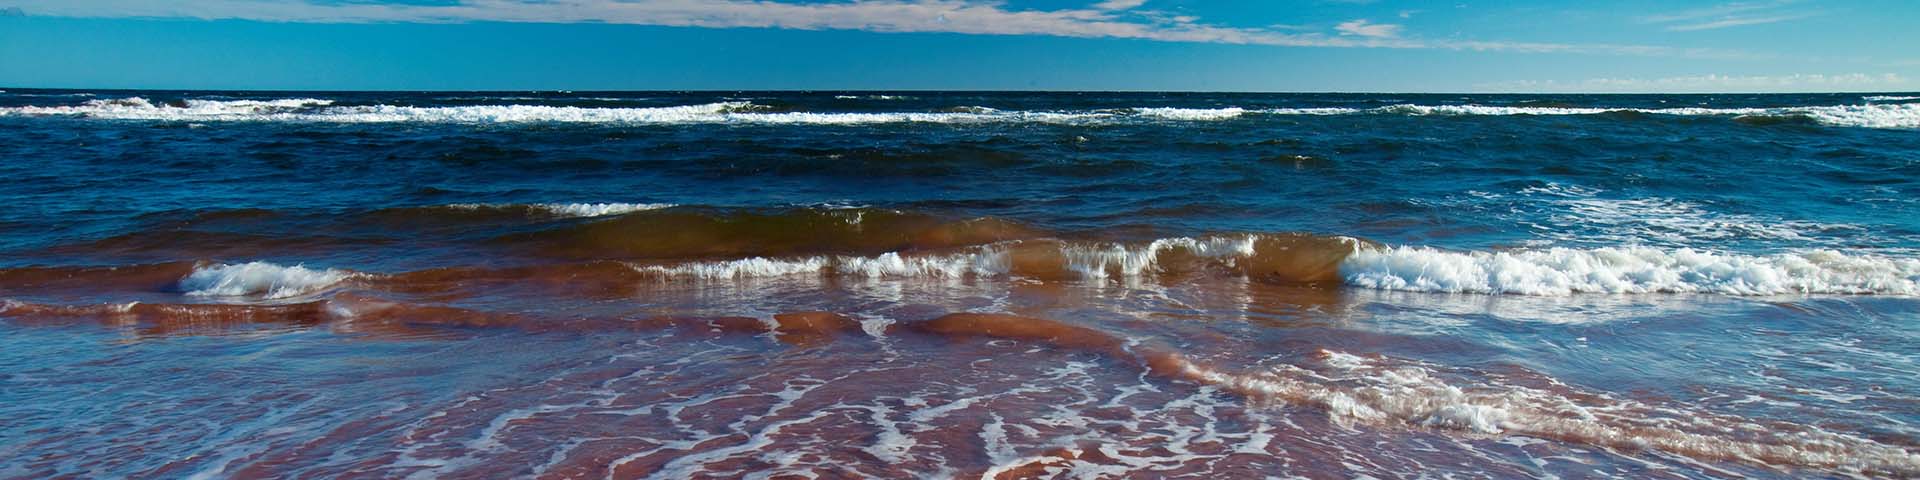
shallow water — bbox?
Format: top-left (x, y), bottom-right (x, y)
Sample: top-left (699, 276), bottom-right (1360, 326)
top-left (1, 90), bottom-right (1917, 478)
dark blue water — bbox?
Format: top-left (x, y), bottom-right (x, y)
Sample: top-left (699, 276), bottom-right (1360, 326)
top-left (1, 90), bottom-right (1916, 478)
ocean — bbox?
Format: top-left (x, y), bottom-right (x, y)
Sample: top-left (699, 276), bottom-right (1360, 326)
top-left (1, 89), bottom-right (1917, 478)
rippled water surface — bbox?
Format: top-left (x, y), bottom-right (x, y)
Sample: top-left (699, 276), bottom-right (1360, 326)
top-left (2, 90), bottom-right (1917, 478)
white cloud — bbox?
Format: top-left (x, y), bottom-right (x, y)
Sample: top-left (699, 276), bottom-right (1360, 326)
top-left (1642, 1), bottom-right (1815, 31)
top-left (1478, 73), bottom-right (1912, 93)
top-left (1092, 0), bottom-right (1148, 11)
top-left (1334, 19), bottom-right (1400, 38)
top-left (5, 0), bottom-right (1398, 47)
top-left (1665, 13), bottom-right (1811, 31)
top-left (5, 0), bottom-right (1747, 58)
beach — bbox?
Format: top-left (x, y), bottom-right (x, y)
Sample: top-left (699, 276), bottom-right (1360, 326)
top-left (2, 90), bottom-right (1918, 478)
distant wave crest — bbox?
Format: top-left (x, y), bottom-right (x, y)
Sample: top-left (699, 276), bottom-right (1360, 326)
top-left (5, 97), bottom-right (1918, 128)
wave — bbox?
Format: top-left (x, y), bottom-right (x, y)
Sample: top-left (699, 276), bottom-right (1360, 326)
top-left (833, 95), bottom-right (913, 100)
top-left (624, 235), bottom-right (1918, 296)
top-left (1863, 95), bottom-right (1919, 101)
top-left (179, 262), bottom-right (354, 299)
top-left (1343, 246), bottom-right (1920, 295)
top-left (445, 202), bottom-right (676, 218)
top-left (622, 234), bottom-right (1355, 285)
top-left (14, 224), bottom-right (1918, 298)
top-left (497, 208), bottom-right (1042, 260)
top-left (1126, 107), bottom-right (1247, 121)
top-left (6, 97), bottom-right (1917, 128)
top-left (0, 294), bottom-right (524, 339)
top-left (3, 97), bottom-right (334, 118)
top-left (0, 98), bottom-right (1135, 125)
top-left (1361, 103), bottom-right (1920, 129)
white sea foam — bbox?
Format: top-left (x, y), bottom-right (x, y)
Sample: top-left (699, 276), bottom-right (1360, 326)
top-left (534, 202), bottom-right (675, 217)
top-left (632, 256), bottom-right (833, 279)
top-left (444, 202), bottom-right (675, 218)
top-left (835, 250), bottom-right (1011, 278)
top-left (1783, 103), bottom-right (1920, 128)
top-left (630, 248), bottom-right (1011, 281)
top-left (179, 262), bottom-right (353, 298)
top-left (1130, 107), bottom-right (1247, 120)
top-left (1062, 236), bottom-right (1257, 279)
top-left (1341, 246), bottom-right (1920, 296)
top-left (1551, 196), bottom-right (1852, 245)
top-left (1354, 103), bottom-right (1920, 128)
top-left (1261, 107), bottom-right (1364, 115)
top-left (2, 97), bottom-right (334, 119)
top-left (0, 98), bottom-right (1108, 125)
top-left (1862, 95), bottom-right (1919, 101)
top-left (630, 237), bottom-right (1265, 282)
top-left (7, 98), bottom-right (1916, 128)
top-left (833, 94), bottom-right (912, 100)
top-left (627, 236), bottom-right (1919, 297)
top-left (283, 102), bottom-right (752, 123)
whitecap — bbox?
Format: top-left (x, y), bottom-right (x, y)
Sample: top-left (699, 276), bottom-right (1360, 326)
top-left (529, 202), bottom-right (675, 218)
top-left (1340, 246), bottom-right (1920, 296)
top-left (179, 262), bottom-right (353, 299)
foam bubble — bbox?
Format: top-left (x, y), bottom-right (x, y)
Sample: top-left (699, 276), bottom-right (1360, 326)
top-left (179, 262), bottom-right (353, 298)
top-left (1341, 246), bottom-right (1920, 296)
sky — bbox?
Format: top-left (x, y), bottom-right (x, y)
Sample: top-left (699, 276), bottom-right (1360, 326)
top-left (1, 0), bottom-right (1917, 92)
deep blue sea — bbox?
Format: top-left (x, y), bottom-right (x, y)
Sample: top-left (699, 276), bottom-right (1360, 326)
top-left (1, 89), bottom-right (1917, 478)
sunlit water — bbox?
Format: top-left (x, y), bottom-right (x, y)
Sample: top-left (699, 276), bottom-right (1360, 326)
top-left (2, 90), bottom-right (1917, 478)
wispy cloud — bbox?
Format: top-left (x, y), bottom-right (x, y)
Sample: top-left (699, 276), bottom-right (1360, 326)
top-left (1334, 19), bottom-right (1400, 38)
top-left (1642, 1), bottom-right (1816, 31)
top-left (6, 0), bottom-right (1748, 58)
top-left (1664, 14), bottom-right (1811, 31)
top-left (1091, 0), bottom-right (1148, 11)
top-left (1479, 73), bottom-right (1911, 93)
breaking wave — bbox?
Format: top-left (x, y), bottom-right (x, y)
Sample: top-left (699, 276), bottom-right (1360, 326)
top-left (445, 202), bottom-right (677, 218)
top-left (179, 262), bottom-right (354, 299)
top-left (9, 97), bottom-right (1914, 128)
top-left (1369, 103), bottom-right (1920, 128)
top-left (1342, 246), bottom-right (1920, 295)
top-left (617, 233), bottom-right (1920, 296)
top-left (0, 98), bottom-right (1215, 125)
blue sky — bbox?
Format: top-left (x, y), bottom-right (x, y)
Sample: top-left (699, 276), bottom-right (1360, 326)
top-left (1, 0), bottom-right (1916, 92)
